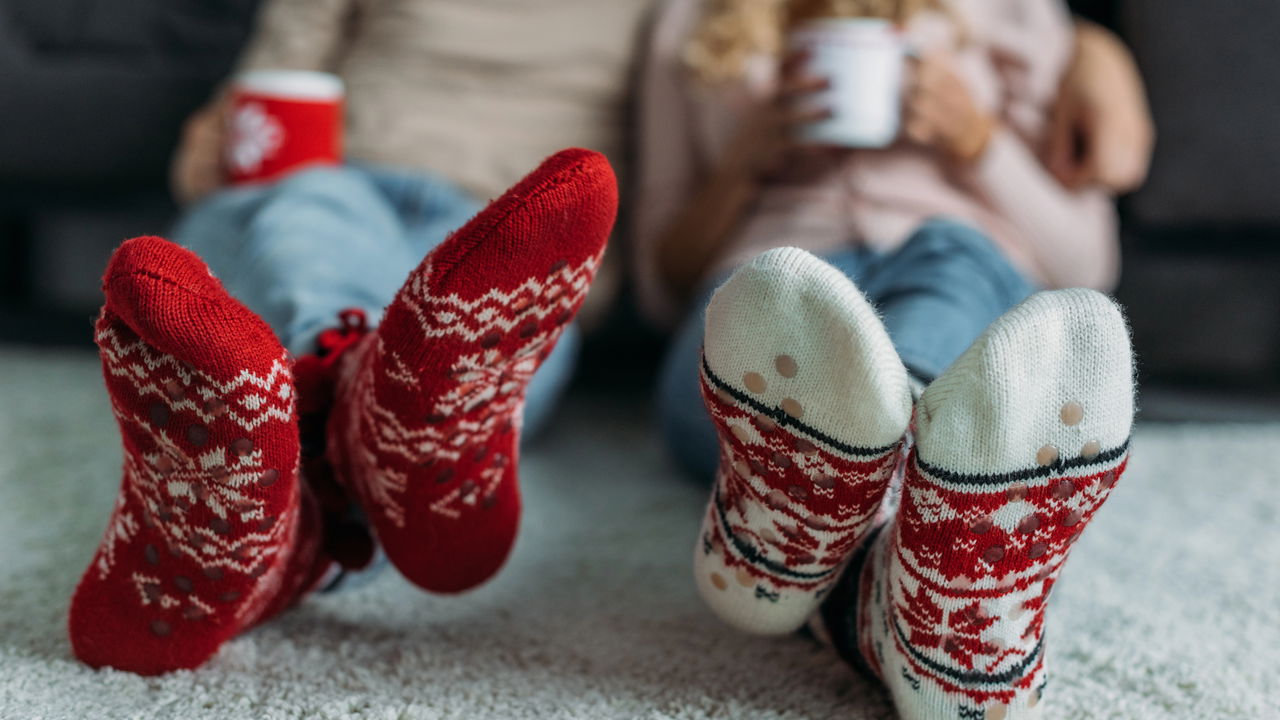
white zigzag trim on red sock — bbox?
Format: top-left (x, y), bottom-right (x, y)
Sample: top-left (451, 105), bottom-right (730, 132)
top-left (97, 323), bottom-right (295, 433)
top-left (400, 254), bottom-right (601, 343)
top-left (338, 253), bottom-right (600, 529)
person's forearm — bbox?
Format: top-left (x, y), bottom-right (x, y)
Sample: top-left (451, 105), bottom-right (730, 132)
top-left (1072, 18), bottom-right (1119, 55)
top-left (1047, 17), bottom-right (1154, 192)
top-left (966, 129), bottom-right (1119, 290)
top-left (655, 163), bottom-right (761, 301)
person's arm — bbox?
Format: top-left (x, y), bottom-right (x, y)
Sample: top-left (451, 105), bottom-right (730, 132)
top-left (902, 5), bottom-right (1122, 291)
top-left (967, 128), bottom-right (1119, 290)
top-left (634, 0), bottom-right (778, 324)
top-left (652, 94), bottom-right (825, 300)
top-left (634, 0), bottom-right (830, 323)
top-left (964, 3), bottom-right (1133, 289)
top-left (1045, 20), bottom-right (1154, 193)
top-left (631, 0), bottom-right (699, 324)
top-left (169, 0), bottom-right (355, 205)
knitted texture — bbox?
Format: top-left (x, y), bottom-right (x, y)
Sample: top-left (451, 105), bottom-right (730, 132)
top-left (326, 148), bottom-right (617, 593)
top-left (694, 248), bottom-right (913, 634)
top-left (854, 289), bottom-right (1135, 720)
top-left (70, 237), bottom-right (323, 675)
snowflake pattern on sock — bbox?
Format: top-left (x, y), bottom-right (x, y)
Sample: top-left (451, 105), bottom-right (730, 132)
top-left (859, 444), bottom-right (1128, 718)
top-left (71, 237), bottom-right (322, 675)
top-left (337, 254), bottom-right (600, 529)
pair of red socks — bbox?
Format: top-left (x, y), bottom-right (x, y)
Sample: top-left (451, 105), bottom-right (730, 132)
top-left (69, 149), bottom-right (618, 674)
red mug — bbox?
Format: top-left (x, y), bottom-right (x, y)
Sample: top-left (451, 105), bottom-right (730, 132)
top-left (225, 70), bottom-right (344, 185)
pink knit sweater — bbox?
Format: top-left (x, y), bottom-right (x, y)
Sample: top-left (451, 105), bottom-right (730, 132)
top-left (632, 0), bottom-right (1119, 327)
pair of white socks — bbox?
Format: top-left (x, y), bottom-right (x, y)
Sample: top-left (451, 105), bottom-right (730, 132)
top-left (694, 247), bottom-right (1134, 720)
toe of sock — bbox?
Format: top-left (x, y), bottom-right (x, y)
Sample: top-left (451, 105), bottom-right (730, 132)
top-left (101, 236), bottom-right (282, 375)
top-left (916, 288), bottom-right (1135, 474)
top-left (103, 236), bottom-right (225, 302)
top-left (704, 247), bottom-right (912, 450)
top-left (425, 148), bottom-right (617, 286)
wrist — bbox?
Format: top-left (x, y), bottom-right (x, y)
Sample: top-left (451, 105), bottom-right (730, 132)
top-left (948, 114), bottom-right (996, 165)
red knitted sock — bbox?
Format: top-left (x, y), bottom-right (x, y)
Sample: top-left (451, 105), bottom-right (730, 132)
top-left (327, 148), bottom-right (617, 593)
top-left (70, 237), bottom-right (322, 675)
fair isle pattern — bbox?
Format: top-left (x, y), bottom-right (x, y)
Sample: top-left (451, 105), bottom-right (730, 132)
top-left (95, 495), bottom-right (140, 580)
top-left (69, 236), bottom-right (321, 675)
top-left (97, 323), bottom-right (295, 433)
top-left (340, 252), bottom-right (601, 529)
top-left (860, 445), bottom-right (1129, 718)
top-left (401, 254), bottom-right (600, 344)
top-left (697, 359), bottom-right (903, 603)
top-left (90, 314), bottom-right (299, 628)
top-left (319, 148), bottom-right (618, 594)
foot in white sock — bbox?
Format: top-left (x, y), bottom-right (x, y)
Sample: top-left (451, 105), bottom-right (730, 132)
top-left (857, 288), bottom-right (1134, 720)
top-left (694, 248), bottom-right (913, 635)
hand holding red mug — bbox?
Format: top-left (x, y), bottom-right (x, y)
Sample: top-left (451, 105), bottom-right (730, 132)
top-left (171, 71), bottom-right (345, 204)
top-left (225, 70), bottom-right (345, 185)
top-left (171, 97), bottom-right (231, 206)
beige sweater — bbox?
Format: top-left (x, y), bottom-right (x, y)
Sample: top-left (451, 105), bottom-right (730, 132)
top-left (237, 0), bottom-right (653, 200)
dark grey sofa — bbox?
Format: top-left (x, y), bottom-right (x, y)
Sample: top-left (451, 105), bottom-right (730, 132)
top-left (1117, 0), bottom-right (1280, 385)
top-left (0, 0), bottom-right (260, 337)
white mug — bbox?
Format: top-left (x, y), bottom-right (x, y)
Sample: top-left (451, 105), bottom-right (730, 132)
top-left (789, 19), bottom-right (909, 149)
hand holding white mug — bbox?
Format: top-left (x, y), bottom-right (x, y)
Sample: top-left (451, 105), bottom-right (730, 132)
top-left (789, 19), bottom-right (909, 149)
top-left (903, 53), bottom-right (996, 164)
top-left (726, 50), bottom-right (837, 180)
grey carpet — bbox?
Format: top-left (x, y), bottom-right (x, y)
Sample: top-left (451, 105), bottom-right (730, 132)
top-left (1, 348), bottom-right (1277, 719)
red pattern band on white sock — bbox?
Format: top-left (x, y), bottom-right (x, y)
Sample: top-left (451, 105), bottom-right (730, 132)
top-left (698, 360), bottom-right (904, 629)
top-left (860, 445), bottom-right (1128, 717)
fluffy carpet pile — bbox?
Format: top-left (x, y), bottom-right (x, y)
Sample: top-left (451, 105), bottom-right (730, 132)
top-left (1, 348), bottom-right (1276, 719)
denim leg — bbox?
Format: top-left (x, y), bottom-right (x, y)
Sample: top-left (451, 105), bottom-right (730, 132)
top-left (359, 164), bottom-right (482, 259)
top-left (857, 219), bottom-right (1037, 382)
top-left (174, 167), bottom-right (417, 353)
top-left (358, 164), bottom-right (579, 441)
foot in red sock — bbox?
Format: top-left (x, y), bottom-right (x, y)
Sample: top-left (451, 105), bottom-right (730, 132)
top-left (327, 148), bottom-right (617, 593)
top-left (70, 237), bottom-right (320, 675)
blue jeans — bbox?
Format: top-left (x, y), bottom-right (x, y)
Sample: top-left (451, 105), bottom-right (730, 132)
top-left (173, 164), bottom-right (581, 439)
top-left (657, 219), bottom-right (1037, 480)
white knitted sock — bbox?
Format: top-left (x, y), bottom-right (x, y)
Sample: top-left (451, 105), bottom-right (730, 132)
top-left (694, 247), bottom-right (912, 634)
top-left (857, 288), bottom-right (1134, 720)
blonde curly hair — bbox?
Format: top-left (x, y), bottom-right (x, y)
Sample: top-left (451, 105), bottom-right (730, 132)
top-left (684, 0), bottom-right (950, 81)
